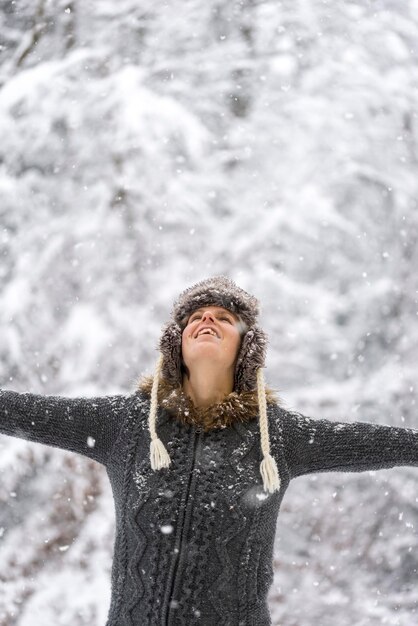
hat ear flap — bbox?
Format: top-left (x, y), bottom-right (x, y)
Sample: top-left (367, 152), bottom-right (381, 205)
top-left (234, 326), bottom-right (268, 392)
top-left (159, 322), bottom-right (183, 386)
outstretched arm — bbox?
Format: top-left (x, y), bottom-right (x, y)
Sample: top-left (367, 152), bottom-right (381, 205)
top-left (278, 407), bottom-right (418, 480)
top-left (0, 387), bottom-right (129, 466)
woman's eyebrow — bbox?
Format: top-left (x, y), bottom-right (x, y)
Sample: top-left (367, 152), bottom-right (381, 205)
top-left (223, 311), bottom-right (239, 321)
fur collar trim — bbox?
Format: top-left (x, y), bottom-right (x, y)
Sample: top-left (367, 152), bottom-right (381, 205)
top-left (137, 375), bottom-right (282, 432)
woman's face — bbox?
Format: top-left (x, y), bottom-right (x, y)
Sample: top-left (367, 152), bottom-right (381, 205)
top-left (181, 306), bottom-right (243, 373)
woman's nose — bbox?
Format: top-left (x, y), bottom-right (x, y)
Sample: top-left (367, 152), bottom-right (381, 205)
top-left (201, 311), bottom-right (215, 323)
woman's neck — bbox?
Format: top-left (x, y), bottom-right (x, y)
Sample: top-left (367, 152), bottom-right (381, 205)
top-left (182, 366), bottom-right (235, 408)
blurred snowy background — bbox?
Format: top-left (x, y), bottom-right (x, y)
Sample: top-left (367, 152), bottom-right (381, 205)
top-left (0, 0), bottom-right (418, 624)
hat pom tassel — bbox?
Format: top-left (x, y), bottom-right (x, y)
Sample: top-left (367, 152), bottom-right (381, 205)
top-left (150, 437), bottom-right (171, 470)
top-left (260, 453), bottom-right (280, 494)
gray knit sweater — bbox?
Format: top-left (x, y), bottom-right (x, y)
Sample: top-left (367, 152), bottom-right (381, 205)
top-left (1, 386), bottom-right (418, 626)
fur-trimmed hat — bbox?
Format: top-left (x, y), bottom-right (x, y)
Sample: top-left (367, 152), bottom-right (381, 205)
top-left (147, 276), bottom-right (281, 493)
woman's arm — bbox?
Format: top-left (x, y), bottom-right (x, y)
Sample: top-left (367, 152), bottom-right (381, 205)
top-left (278, 407), bottom-right (418, 480)
top-left (0, 387), bottom-right (130, 466)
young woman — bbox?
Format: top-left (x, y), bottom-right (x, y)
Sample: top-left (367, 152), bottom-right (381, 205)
top-left (1, 275), bottom-right (418, 626)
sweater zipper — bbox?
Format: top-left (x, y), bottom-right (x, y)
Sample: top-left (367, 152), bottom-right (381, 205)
top-left (165, 429), bottom-right (203, 625)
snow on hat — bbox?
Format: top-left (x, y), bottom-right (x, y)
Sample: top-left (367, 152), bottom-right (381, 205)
top-left (148, 275), bottom-right (281, 494)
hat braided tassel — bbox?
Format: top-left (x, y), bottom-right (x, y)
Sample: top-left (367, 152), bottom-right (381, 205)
top-left (149, 353), bottom-right (171, 470)
top-left (257, 367), bottom-right (281, 494)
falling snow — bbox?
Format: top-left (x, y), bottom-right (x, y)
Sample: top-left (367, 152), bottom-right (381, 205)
top-left (0, 0), bottom-right (418, 625)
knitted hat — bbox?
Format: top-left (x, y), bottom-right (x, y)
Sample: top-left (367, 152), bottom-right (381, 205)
top-left (148, 276), bottom-right (281, 494)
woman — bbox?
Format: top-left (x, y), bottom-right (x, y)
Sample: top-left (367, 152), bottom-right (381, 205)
top-left (1, 275), bottom-right (418, 626)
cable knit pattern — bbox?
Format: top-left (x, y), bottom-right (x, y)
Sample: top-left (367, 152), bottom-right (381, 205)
top-left (124, 472), bottom-right (151, 622)
top-left (147, 420), bottom-right (189, 625)
top-left (2, 387), bottom-right (418, 625)
top-left (174, 431), bottom-right (224, 624)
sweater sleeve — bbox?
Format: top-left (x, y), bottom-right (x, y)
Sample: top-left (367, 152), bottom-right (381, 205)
top-left (0, 388), bottom-right (129, 467)
top-left (279, 407), bottom-right (418, 480)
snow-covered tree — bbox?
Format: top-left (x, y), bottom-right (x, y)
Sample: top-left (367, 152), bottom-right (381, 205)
top-left (1, 0), bottom-right (418, 624)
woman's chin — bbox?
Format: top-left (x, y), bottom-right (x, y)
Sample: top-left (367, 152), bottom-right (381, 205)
top-left (191, 346), bottom-right (221, 360)
top-left (187, 344), bottom-right (225, 363)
